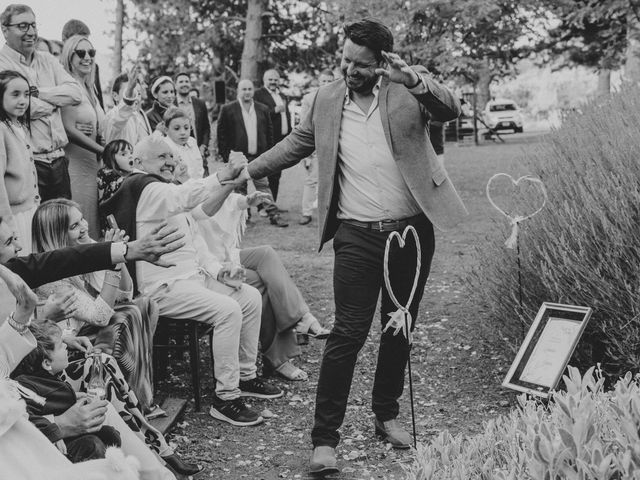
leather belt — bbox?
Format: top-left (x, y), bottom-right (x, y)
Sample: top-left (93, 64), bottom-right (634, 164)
top-left (341, 214), bottom-right (422, 232)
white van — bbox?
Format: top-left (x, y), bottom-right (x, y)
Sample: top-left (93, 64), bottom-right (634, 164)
top-left (483, 98), bottom-right (523, 133)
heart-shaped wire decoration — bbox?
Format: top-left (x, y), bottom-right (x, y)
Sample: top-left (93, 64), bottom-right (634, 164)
top-left (486, 173), bottom-right (548, 249)
top-left (382, 225), bottom-right (421, 344)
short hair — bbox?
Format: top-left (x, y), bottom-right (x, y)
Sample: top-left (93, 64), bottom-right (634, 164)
top-left (103, 139), bottom-right (133, 172)
top-left (163, 105), bottom-right (188, 125)
top-left (174, 72), bottom-right (190, 83)
top-left (343, 18), bottom-right (393, 61)
top-left (0, 70), bottom-right (31, 126)
top-left (62, 19), bottom-right (90, 42)
top-left (0, 4), bottom-right (34, 26)
top-left (112, 72), bottom-right (129, 94)
top-left (15, 320), bottom-right (62, 375)
top-left (133, 135), bottom-right (172, 164)
top-left (188, 87), bottom-right (200, 98)
top-left (32, 198), bottom-right (83, 253)
top-left (263, 69), bottom-right (280, 81)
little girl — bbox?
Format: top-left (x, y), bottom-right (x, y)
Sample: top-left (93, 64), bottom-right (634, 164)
top-left (97, 139), bottom-right (134, 204)
top-left (0, 70), bottom-right (39, 254)
top-left (162, 106), bottom-right (205, 179)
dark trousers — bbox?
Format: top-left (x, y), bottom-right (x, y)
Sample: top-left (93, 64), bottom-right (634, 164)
top-left (267, 172), bottom-right (281, 201)
top-left (65, 425), bottom-right (121, 462)
top-left (35, 156), bottom-right (71, 201)
top-left (311, 215), bottom-right (435, 448)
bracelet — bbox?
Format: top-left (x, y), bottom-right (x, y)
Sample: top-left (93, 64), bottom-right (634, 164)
top-left (407, 75), bottom-right (422, 89)
top-left (7, 311), bottom-right (31, 334)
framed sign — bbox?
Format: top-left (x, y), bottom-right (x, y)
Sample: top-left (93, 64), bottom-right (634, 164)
top-left (502, 302), bottom-right (592, 398)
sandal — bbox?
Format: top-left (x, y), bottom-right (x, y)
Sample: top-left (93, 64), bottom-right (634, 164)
top-left (275, 360), bottom-right (308, 381)
top-left (294, 313), bottom-right (330, 339)
top-left (145, 403), bottom-right (167, 420)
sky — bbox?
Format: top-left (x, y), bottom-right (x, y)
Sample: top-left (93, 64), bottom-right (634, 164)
top-left (25, 0), bottom-right (132, 84)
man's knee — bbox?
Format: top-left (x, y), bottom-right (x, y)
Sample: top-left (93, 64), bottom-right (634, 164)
top-left (241, 284), bottom-right (263, 311)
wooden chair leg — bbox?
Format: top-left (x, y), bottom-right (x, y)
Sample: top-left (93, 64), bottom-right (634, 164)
top-left (189, 323), bottom-right (202, 412)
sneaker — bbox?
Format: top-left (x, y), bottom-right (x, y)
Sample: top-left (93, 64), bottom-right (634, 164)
top-left (239, 377), bottom-right (284, 399)
top-left (209, 397), bottom-right (263, 426)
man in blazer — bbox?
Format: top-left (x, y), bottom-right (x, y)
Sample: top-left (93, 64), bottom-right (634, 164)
top-left (239, 19), bottom-right (467, 474)
top-left (175, 73), bottom-right (211, 173)
top-left (217, 79), bottom-right (287, 227)
top-left (254, 69), bottom-right (292, 203)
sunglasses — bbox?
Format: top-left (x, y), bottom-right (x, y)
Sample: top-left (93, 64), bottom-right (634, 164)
top-left (74, 49), bottom-right (96, 59)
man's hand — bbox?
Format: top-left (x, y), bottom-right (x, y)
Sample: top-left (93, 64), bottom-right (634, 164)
top-left (54, 439), bottom-right (67, 455)
top-left (274, 104), bottom-right (285, 113)
top-left (125, 222), bottom-right (185, 267)
top-left (75, 121), bottom-right (94, 137)
top-left (0, 266), bottom-right (37, 324)
top-left (125, 63), bottom-right (140, 98)
top-left (217, 263), bottom-right (245, 290)
top-left (245, 192), bottom-right (272, 207)
top-left (63, 335), bottom-right (93, 354)
top-left (55, 397), bottom-right (108, 437)
top-left (218, 151), bottom-right (248, 183)
top-left (41, 290), bottom-right (77, 322)
top-left (376, 51), bottom-right (420, 88)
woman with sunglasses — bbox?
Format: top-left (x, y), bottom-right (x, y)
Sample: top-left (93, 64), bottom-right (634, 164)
top-left (60, 35), bottom-right (105, 237)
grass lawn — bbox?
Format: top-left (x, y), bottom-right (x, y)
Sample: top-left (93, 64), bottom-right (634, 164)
top-left (159, 132), bottom-right (547, 479)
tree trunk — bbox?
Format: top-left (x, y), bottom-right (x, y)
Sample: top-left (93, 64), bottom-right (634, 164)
top-left (597, 69), bottom-right (611, 97)
top-left (113, 0), bottom-right (124, 75)
top-left (241, 0), bottom-right (268, 84)
top-left (625, 6), bottom-right (640, 83)
top-left (476, 59), bottom-right (492, 111)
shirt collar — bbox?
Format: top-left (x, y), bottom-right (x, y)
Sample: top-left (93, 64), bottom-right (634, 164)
top-left (240, 100), bottom-right (255, 113)
top-left (2, 43), bottom-right (33, 65)
top-left (344, 76), bottom-right (382, 105)
top-left (177, 96), bottom-right (191, 106)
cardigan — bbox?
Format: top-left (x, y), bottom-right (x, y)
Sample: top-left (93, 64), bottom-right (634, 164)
top-left (0, 122), bottom-right (39, 222)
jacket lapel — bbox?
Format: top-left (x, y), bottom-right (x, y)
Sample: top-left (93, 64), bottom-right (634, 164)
top-left (377, 78), bottom-right (394, 151)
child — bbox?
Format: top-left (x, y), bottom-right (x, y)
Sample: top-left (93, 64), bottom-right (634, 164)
top-left (0, 70), bottom-right (40, 254)
top-left (13, 320), bottom-right (122, 463)
top-left (98, 139), bottom-right (134, 204)
top-left (162, 106), bottom-right (205, 179)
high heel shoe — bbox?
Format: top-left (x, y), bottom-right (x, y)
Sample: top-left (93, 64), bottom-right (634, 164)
top-left (162, 453), bottom-right (202, 476)
top-left (294, 313), bottom-right (330, 339)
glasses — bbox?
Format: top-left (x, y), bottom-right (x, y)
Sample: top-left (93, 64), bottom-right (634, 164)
top-left (74, 49), bottom-right (96, 59)
top-left (4, 22), bottom-right (37, 32)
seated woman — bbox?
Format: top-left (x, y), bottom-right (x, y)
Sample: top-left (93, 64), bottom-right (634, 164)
top-left (192, 189), bottom-right (330, 381)
top-left (0, 223), bottom-right (200, 476)
top-left (32, 199), bottom-right (157, 411)
top-left (0, 265), bottom-right (141, 480)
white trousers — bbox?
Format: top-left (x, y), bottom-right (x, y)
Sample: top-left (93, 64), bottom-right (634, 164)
top-left (151, 274), bottom-right (261, 400)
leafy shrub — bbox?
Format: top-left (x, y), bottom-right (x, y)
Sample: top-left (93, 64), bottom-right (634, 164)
top-left (470, 86), bottom-right (640, 378)
top-left (405, 367), bottom-right (640, 480)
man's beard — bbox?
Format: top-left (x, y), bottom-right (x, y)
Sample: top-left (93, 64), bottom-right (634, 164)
top-left (344, 74), bottom-right (379, 94)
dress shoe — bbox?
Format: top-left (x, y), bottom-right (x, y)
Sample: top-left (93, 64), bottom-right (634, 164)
top-left (374, 418), bottom-right (412, 449)
top-left (299, 215), bottom-right (312, 225)
top-left (309, 446), bottom-right (339, 475)
top-left (270, 214), bottom-right (289, 227)
top-left (162, 453), bottom-right (202, 476)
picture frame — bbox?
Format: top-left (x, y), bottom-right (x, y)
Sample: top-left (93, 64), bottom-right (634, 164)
top-left (502, 302), bottom-right (592, 398)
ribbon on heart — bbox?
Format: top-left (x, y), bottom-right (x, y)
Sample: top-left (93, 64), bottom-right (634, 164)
top-left (382, 225), bottom-right (421, 344)
top-left (486, 173), bottom-right (547, 249)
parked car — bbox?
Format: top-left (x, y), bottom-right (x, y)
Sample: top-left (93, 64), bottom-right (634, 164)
top-left (483, 98), bottom-right (524, 133)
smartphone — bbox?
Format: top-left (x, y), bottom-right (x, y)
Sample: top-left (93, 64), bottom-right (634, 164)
top-left (106, 214), bottom-right (119, 230)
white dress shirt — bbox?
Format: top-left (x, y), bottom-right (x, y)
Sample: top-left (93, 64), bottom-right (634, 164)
top-left (336, 80), bottom-right (422, 222)
top-left (240, 102), bottom-right (258, 155)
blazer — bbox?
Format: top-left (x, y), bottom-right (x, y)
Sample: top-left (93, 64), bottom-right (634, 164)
top-left (253, 87), bottom-right (291, 143)
top-left (4, 243), bottom-right (114, 288)
top-left (190, 97), bottom-right (211, 149)
top-left (217, 100), bottom-right (273, 162)
top-left (248, 69), bottom-right (468, 248)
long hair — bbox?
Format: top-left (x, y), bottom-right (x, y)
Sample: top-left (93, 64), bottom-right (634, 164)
top-left (0, 70), bottom-right (31, 127)
top-left (32, 198), bottom-right (85, 290)
top-left (60, 34), bottom-right (97, 107)
top-left (14, 320), bottom-right (62, 376)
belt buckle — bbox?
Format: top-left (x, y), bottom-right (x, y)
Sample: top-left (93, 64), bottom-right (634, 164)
top-left (378, 221), bottom-right (384, 231)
